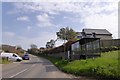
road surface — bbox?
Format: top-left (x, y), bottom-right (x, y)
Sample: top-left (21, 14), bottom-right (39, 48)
top-left (2, 54), bottom-right (74, 78)
top-left (2, 54), bottom-right (96, 80)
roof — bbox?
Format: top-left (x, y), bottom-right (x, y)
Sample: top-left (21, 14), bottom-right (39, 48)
top-left (72, 38), bottom-right (100, 45)
top-left (82, 29), bottom-right (112, 35)
top-left (47, 40), bottom-right (76, 53)
top-left (1, 44), bottom-right (25, 54)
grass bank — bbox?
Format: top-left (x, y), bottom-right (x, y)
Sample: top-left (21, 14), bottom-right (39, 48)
top-left (39, 50), bottom-right (119, 79)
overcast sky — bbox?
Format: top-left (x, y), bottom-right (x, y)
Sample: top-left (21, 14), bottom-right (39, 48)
top-left (2, 0), bottom-right (119, 50)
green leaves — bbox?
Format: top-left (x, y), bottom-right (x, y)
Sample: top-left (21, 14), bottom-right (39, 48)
top-left (56, 27), bottom-right (77, 41)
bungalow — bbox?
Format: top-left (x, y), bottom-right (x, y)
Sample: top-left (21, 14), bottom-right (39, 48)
top-left (2, 44), bottom-right (18, 53)
top-left (1, 44), bottom-right (25, 56)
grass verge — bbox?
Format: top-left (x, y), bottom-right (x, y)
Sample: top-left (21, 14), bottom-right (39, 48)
top-left (39, 50), bottom-right (119, 79)
top-left (0, 58), bottom-right (12, 64)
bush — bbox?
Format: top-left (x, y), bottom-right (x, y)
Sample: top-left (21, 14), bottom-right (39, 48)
top-left (100, 46), bottom-right (119, 53)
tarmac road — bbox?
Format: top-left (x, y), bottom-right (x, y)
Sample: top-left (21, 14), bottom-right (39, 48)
top-left (2, 54), bottom-right (74, 78)
top-left (2, 54), bottom-right (96, 80)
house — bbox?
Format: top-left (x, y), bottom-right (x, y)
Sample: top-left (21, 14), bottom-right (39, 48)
top-left (76, 29), bottom-right (112, 40)
top-left (1, 44), bottom-right (25, 56)
top-left (2, 44), bottom-right (18, 53)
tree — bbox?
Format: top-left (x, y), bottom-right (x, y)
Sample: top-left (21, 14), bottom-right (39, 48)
top-left (56, 27), bottom-right (77, 41)
top-left (50, 39), bottom-right (55, 48)
top-left (30, 44), bottom-right (37, 49)
top-left (28, 44), bottom-right (38, 55)
top-left (27, 48), bottom-right (39, 55)
top-left (16, 45), bottom-right (22, 50)
top-left (46, 39), bottom-right (55, 48)
top-left (46, 42), bottom-right (51, 48)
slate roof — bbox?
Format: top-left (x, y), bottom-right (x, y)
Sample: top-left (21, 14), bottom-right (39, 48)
top-left (82, 29), bottom-right (112, 35)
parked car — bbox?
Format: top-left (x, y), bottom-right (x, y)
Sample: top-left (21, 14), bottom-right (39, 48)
top-left (0, 52), bottom-right (22, 61)
top-left (22, 54), bottom-right (30, 60)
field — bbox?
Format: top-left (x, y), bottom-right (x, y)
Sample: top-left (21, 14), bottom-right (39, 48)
top-left (40, 50), bottom-right (119, 79)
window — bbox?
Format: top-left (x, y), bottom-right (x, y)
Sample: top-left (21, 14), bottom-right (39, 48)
top-left (71, 42), bottom-right (80, 54)
top-left (92, 40), bottom-right (100, 54)
top-left (93, 40), bottom-right (99, 50)
top-left (13, 54), bottom-right (17, 57)
top-left (86, 42), bottom-right (92, 50)
top-left (72, 42), bottom-right (79, 51)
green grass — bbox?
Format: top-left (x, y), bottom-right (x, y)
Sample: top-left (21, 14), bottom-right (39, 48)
top-left (40, 50), bottom-right (119, 79)
top-left (0, 58), bottom-right (12, 64)
top-left (63, 50), bottom-right (119, 78)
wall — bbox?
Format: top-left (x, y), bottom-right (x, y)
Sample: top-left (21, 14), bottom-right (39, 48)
top-left (47, 52), bottom-right (68, 59)
top-left (86, 34), bottom-right (112, 40)
top-left (96, 35), bottom-right (112, 40)
top-left (100, 39), bottom-right (120, 47)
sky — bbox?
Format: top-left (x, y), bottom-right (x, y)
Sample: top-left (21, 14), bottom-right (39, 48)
top-left (1, 0), bottom-right (119, 50)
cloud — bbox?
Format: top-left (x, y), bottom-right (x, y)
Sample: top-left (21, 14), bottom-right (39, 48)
top-left (3, 31), bottom-right (15, 37)
top-left (3, 1), bottom-right (119, 50)
top-left (83, 13), bottom-right (118, 38)
top-left (11, 2), bottom-right (118, 15)
top-left (80, 2), bottom-right (118, 38)
top-left (36, 13), bottom-right (55, 27)
top-left (27, 26), bottom-right (32, 31)
top-left (2, 31), bottom-right (61, 50)
top-left (17, 16), bottom-right (29, 21)
top-left (11, 2), bottom-right (82, 15)
top-left (63, 16), bottom-right (81, 23)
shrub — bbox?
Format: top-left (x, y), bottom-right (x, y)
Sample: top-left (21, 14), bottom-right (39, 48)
top-left (100, 46), bottom-right (119, 53)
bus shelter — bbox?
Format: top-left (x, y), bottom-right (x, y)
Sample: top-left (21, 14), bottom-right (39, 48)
top-left (71, 38), bottom-right (100, 60)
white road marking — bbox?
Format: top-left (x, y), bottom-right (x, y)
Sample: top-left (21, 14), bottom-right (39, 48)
top-left (9, 64), bottom-right (36, 78)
